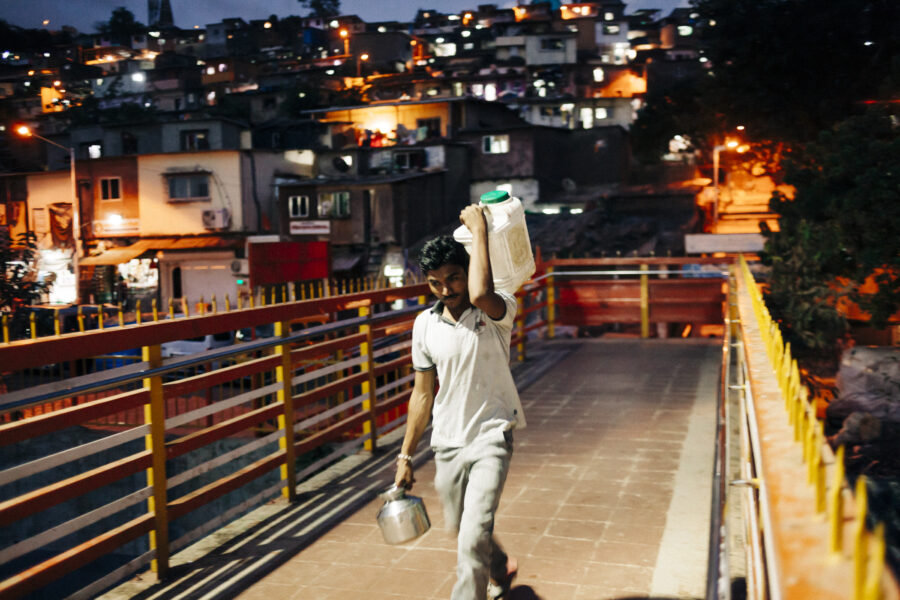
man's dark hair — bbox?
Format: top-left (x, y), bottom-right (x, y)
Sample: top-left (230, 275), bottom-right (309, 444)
top-left (418, 236), bottom-right (469, 274)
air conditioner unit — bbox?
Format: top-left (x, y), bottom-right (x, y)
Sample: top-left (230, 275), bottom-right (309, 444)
top-left (202, 208), bottom-right (231, 230)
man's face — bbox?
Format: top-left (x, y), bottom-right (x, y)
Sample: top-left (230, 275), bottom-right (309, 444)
top-left (426, 264), bottom-right (468, 311)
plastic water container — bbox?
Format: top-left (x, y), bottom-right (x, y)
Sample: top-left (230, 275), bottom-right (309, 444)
top-left (453, 190), bottom-right (536, 294)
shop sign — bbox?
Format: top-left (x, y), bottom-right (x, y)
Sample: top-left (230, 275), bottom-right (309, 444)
top-left (93, 218), bottom-right (140, 235)
top-left (290, 220), bottom-right (330, 235)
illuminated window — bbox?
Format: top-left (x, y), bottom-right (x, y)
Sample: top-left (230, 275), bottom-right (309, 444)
top-left (595, 107), bottom-right (608, 120)
top-left (604, 12), bottom-right (614, 20)
top-left (318, 191), bottom-right (350, 217)
top-left (593, 67), bottom-right (605, 82)
top-left (100, 177), bottom-right (122, 201)
top-left (678, 25), bottom-right (693, 36)
top-left (289, 195), bottom-right (310, 218)
top-left (181, 129), bottom-right (210, 151)
top-left (482, 134), bottom-right (509, 154)
top-left (416, 117), bottom-right (441, 138)
top-left (87, 144), bottom-right (102, 159)
top-left (580, 107), bottom-right (594, 128)
top-left (603, 25), bottom-right (620, 35)
top-left (167, 173), bottom-right (210, 202)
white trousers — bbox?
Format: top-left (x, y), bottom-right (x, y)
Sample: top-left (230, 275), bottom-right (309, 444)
top-left (433, 428), bottom-right (513, 600)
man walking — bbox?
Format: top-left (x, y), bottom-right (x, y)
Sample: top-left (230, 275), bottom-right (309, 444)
top-left (395, 204), bottom-right (525, 600)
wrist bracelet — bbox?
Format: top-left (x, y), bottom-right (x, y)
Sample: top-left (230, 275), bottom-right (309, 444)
top-left (397, 453), bottom-right (413, 463)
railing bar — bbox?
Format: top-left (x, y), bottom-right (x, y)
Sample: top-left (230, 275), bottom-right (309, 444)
top-left (291, 355), bottom-right (367, 387)
top-left (3, 304), bottom-right (428, 411)
top-left (376, 373), bottom-right (415, 397)
top-left (530, 269), bottom-right (728, 281)
top-left (167, 429), bottom-right (284, 490)
top-left (293, 394), bottom-right (367, 433)
top-left (373, 340), bottom-right (412, 359)
top-left (164, 382), bottom-right (282, 429)
top-left (0, 425), bottom-right (150, 486)
top-left (0, 486), bottom-right (153, 564)
top-left (0, 362), bottom-right (148, 411)
top-left (63, 549), bottom-right (155, 600)
top-left (169, 478), bottom-right (284, 554)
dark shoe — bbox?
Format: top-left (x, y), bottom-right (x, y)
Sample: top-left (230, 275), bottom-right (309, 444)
top-left (487, 557), bottom-right (518, 599)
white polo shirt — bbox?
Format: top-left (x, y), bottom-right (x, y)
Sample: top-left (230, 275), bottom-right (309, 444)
top-left (412, 290), bottom-right (526, 449)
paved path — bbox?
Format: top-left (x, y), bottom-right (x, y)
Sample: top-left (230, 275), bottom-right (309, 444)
top-left (104, 338), bottom-right (720, 600)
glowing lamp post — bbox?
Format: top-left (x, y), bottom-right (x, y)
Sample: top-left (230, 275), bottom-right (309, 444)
top-left (712, 139), bottom-right (739, 231)
top-left (16, 125), bottom-right (81, 303)
top-left (357, 52), bottom-right (369, 77)
top-left (339, 28), bottom-right (349, 56)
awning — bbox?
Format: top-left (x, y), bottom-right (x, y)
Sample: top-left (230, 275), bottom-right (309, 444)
top-left (80, 240), bottom-right (156, 265)
top-left (80, 237), bottom-right (242, 266)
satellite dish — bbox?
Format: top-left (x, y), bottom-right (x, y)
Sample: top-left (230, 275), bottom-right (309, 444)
top-left (562, 177), bottom-right (577, 192)
top-left (332, 156), bottom-right (350, 172)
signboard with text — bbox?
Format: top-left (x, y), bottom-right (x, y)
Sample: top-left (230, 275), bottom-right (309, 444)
top-left (289, 220), bottom-right (330, 235)
top-left (248, 241), bottom-right (330, 288)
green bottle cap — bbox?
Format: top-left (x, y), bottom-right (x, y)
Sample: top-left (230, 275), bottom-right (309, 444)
top-left (480, 190), bottom-right (510, 204)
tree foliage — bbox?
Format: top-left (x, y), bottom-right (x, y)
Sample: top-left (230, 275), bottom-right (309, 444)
top-left (1, 230), bottom-right (48, 339)
top-left (95, 7), bottom-right (145, 47)
top-left (298, 0), bottom-right (341, 18)
top-left (631, 0), bottom-right (900, 162)
top-left (762, 111), bottom-right (900, 359)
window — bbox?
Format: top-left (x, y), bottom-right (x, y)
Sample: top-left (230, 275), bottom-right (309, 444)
top-left (416, 117), bottom-right (441, 138)
top-left (100, 177), bottom-right (122, 201)
top-left (87, 143), bottom-right (102, 159)
top-left (604, 11), bottom-right (615, 20)
top-left (593, 67), bottom-right (605, 82)
top-left (181, 129), bottom-right (210, 151)
top-left (580, 108), bottom-right (594, 129)
top-left (482, 134), bottom-right (509, 154)
top-left (318, 191), bottom-right (350, 218)
top-left (603, 25), bottom-right (621, 35)
top-left (289, 195), bottom-right (310, 218)
top-left (167, 173), bottom-right (210, 202)
top-left (540, 38), bottom-right (564, 51)
top-left (595, 107), bottom-right (608, 120)
top-left (121, 131), bottom-right (137, 154)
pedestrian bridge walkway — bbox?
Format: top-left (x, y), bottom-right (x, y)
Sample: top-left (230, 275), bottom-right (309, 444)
top-left (103, 338), bottom-right (720, 600)
top-left (3, 256), bottom-right (896, 600)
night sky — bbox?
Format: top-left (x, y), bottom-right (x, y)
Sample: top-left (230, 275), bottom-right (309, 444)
top-left (0, 0), bottom-right (688, 33)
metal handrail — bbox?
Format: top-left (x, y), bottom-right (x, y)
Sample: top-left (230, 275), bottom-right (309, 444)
top-left (1, 303), bottom-right (426, 412)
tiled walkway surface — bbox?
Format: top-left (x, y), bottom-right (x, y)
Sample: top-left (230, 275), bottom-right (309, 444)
top-left (105, 338), bottom-right (720, 600)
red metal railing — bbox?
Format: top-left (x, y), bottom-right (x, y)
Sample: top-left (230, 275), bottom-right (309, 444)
top-left (0, 258), bottom-right (731, 598)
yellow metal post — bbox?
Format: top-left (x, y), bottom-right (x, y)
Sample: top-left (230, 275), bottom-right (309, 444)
top-left (77, 305), bottom-right (85, 332)
top-left (29, 312), bottom-right (37, 339)
top-left (54, 309), bottom-right (60, 336)
top-left (2, 314), bottom-right (8, 343)
top-left (359, 305), bottom-right (378, 452)
top-left (864, 523), bottom-right (885, 600)
top-left (854, 475), bottom-right (869, 600)
top-left (546, 265), bottom-right (555, 339)
top-left (830, 445), bottom-right (846, 553)
top-left (640, 263), bottom-right (650, 338)
top-left (274, 320), bottom-right (297, 501)
top-left (136, 300), bottom-right (143, 324)
top-left (142, 343), bottom-right (169, 578)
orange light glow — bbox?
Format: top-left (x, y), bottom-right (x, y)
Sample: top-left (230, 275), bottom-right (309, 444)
top-left (15, 125), bottom-right (32, 137)
top-left (725, 139), bottom-right (739, 149)
top-left (339, 29), bottom-right (348, 38)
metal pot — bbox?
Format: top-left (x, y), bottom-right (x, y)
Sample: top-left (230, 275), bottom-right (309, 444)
top-left (376, 484), bottom-right (431, 545)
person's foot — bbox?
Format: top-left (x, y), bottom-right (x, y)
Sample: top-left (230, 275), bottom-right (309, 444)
top-left (487, 557), bottom-right (518, 599)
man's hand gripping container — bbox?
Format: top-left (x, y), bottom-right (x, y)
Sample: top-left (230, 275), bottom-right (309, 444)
top-left (453, 190), bottom-right (536, 294)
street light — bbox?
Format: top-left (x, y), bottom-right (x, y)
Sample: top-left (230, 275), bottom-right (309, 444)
top-left (339, 28), bottom-right (349, 56)
top-left (16, 125), bottom-right (81, 303)
top-left (357, 52), bottom-right (369, 77)
top-left (712, 139), bottom-right (739, 231)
